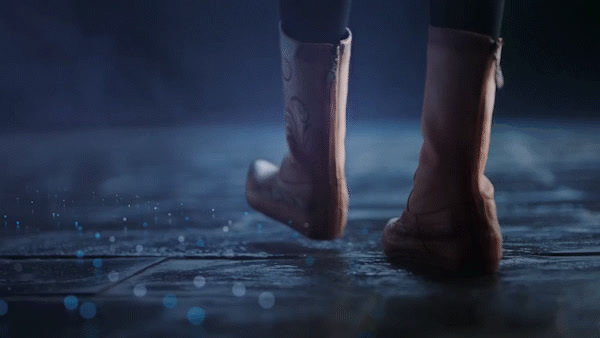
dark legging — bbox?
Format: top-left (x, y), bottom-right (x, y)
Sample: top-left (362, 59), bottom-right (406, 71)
top-left (280, 0), bottom-right (352, 43)
top-left (430, 0), bottom-right (505, 38)
top-left (280, 0), bottom-right (505, 42)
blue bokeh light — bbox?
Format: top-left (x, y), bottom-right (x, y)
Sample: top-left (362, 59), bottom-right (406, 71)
top-left (75, 250), bottom-right (85, 258)
top-left (187, 307), bottom-right (205, 325)
top-left (93, 258), bottom-right (103, 268)
top-left (162, 294), bottom-right (177, 309)
top-left (64, 295), bottom-right (78, 310)
top-left (79, 302), bottom-right (97, 319)
top-left (0, 300), bottom-right (7, 316)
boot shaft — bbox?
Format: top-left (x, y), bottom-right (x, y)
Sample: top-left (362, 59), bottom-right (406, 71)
top-left (411, 26), bottom-right (503, 213)
top-left (280, 25), bottom-right (352, 182)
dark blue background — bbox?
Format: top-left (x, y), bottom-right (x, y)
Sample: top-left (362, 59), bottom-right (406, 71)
top-left (1, 0), bottom-right (598, 130)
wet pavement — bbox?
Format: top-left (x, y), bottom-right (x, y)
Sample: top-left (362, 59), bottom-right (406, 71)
top-left (0, 120), bottom-right (599, 337)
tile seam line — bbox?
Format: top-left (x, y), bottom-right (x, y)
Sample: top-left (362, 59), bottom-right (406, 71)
top-left (95, 257), bottom-right (170, 296)
top-left (0, 255), bottom-right (308, 260)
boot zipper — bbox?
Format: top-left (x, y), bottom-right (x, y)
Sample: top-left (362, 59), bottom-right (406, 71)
top-left (327, 44), bottom-right (341, 183)
top-left (328, 46), bottom-right (340, 85)
top-left (492, 39), bottom-right (504, 89)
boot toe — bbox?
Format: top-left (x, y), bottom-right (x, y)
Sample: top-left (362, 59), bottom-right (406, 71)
top-left (247, 159), bottom-right (279, 186)
top-left (246, 159), bottom-right (279, 210)
top-left (385, 217), bottom-right (400, 229)
top-left (382, 214), bottom-right (460, 273)
top-left (382, 210), bottom-right (501, 275)
top-left (381, 215), bottom-right (419, 258)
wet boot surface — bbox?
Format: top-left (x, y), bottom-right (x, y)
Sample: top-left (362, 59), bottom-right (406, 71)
top-left (0, 121), bottom-right (598, 337)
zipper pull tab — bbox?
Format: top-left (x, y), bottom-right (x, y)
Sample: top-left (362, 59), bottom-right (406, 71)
top-left (328, 45), bottom-right (341, 84)
top-left (493, 39), bottom-right (504, 89)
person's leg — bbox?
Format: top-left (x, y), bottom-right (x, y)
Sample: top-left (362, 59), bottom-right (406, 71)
top-left (430, 0), bottom-right (505, 38)
top-left (382, 0), bottom-right (506, 274)
top-left (246, 1), bottom-right (353, 239)
top-left (280, 0), bottom-right (352, 43)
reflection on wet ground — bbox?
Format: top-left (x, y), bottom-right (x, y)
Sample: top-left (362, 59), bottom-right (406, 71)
top-left (0, 121), bottom-right (599, 336)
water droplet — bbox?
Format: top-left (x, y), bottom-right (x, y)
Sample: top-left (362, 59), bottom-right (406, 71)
top-left (108, 271), bottom-right (120, 282)
top-left (136, 245), bottom-right (143, 253)
top-left (228, 220), bottom-right (232, 225)
top-left (167, 212), bottom-right (172, 217)
top-left (224, 249), bottom-right (234, 258)
top-left (64, 295), bottom-right (78, 310)
top-left (178, 235), bottom-right (185, 243)
top-left (122, 217), bottom-right (127, 222)
top-left (163, 294), bottom-right (177, 309)
top-left (93, 258), bottom-right (103, 268)
top-left (232, 282), bottom-right (246, 297)
top-left (193, 276), bottom-right (206, 288)
top-left (79, 302), bottom-right (96, 319)
top-left (13, 263), bottom-right (22, 272)
top-left (258, 292), bottom-right (275, 309)
top-left (187, 307), bottom-right (205, 325)
top-left (76, 250), bottom-right (85, 259)
top-left (133, 284), bottom-right (147, 297)
top-left (109, 236), bottom-right (116, 243)
top-left (222, 226), bottom-right (229, 232)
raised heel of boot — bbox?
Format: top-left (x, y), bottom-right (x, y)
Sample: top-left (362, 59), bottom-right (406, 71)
top-left (304, 182), bottom-right (348, 240)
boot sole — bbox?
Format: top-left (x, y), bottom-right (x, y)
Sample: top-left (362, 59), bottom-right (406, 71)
top-left (382, 221), bottom-right (501, 276)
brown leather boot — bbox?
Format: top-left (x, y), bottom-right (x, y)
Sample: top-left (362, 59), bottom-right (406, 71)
top-left (382, 26), bottom-right (504, 274)
top-left (246, 25), bottom-right (351, 240)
